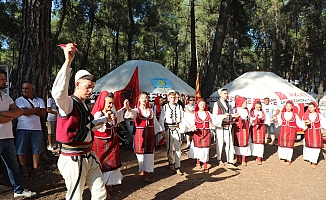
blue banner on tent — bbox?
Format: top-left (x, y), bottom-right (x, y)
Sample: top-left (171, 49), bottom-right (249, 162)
top-left (151, 78), bottom-right (172, 88)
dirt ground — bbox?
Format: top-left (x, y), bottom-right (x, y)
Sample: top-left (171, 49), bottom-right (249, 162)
top-left (1, 140), bottom-right (326, 200)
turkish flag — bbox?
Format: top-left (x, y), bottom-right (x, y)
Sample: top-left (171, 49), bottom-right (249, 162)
top-left (114, 66), bottom-right (140, 110)
top-left (274, 92), bottom-right (288, 100)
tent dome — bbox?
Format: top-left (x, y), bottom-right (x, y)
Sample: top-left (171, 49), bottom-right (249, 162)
top-left (94, 60), bottom-right (195, 95)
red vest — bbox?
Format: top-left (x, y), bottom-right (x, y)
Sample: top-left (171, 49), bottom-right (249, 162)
top-left (305, 114), bottom-right (323, 148)
top-left (250, 112), bottom-right (266, 144)
top-left (56, 96), bottom-right (94, 155)
top-left (134, 109), bottom-right (155, 154)
top-left (278, 112), bottom-right (297, 148)
top-left (233, 108), bottom-right (250, 147)
top-left (56, 96), bottom-right (94, 143)
top-left (193, 111), bottom-right (211, 148)
top-left (135, 109), bottom-right (154, 128)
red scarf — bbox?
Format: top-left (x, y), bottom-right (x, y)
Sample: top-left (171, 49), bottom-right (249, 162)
top-left (91, 91), bottom-right (109, 116)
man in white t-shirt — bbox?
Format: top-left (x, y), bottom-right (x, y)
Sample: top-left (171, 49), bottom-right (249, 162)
top-left (46, 94), bottom-right (58, 150)
top-left (0, 69), bottom-right (36, 197)
top-left (15, 82), bottom-right (46, 180)
top-left (262, 97), bottom-right (280, 145)
top-left (184, 96), bottom-right (195, 147)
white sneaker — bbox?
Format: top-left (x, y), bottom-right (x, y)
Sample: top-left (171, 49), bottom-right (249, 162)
top-left (47, 145), bottom-right (54, 151)
top-left (14, 189), bottom-right (37, 198)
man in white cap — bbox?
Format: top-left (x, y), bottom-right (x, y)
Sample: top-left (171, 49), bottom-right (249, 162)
top-left (213, 88), bottom-right (238, 169)
top-left (51, 43), bottom-right (110, 200)
top-left (161, 90), bottom-right (184, 175)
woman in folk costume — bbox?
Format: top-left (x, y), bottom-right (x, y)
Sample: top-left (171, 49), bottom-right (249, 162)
top-left (233, 96), bottom-right (251, 166)
top-left (277, 100), bottom-right (307, 166)
top-left (91, 91), bottom-right (126, 199)
top-left (124, 92), bottom-right (164, 182)
top-left (302, 102), bottom-right (326, 168)
top-left (153, 95), bottom-right (165, 148)
top-left (187, 99), bottom-right (223, 172)
top-left (249, 99), bottom-right (266, 165)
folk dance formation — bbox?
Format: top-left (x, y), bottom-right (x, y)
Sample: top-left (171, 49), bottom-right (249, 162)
top-left (46, 43), bottom-right (325, 199)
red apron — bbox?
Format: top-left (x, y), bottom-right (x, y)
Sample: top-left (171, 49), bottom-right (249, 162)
top-left (134, 109), bottom-right (155, 154)
top-left (278, 112), bottom-right (297, 148)
top-left (193, 111), bottom-right (211, 148)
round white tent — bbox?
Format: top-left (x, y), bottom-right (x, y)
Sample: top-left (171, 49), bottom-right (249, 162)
top-left (94, 60), bottom-right (195, 95)
top-left (210, 71), bottom-right (316, 107)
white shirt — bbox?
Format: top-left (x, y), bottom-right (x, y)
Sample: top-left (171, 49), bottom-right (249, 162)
top-left (185, 104), bottom-right (195, 113)
top-left (15, 96), bottom-right (45, 130)
top-left (52, 65), bottom-right (107, 142)
top-left (47, 97), bottom-right (57, 121)
top-left (277, 112), bottom-right (307, 130)
top-left (262, 103), bottom-right (277, 125)
top-left (124, 108), bottom-right (163, 134)
top-left (307, 113), bottom-right (326, 129)
top-left (162, 103), bottom-right (184, 124)
top-left (186, 111), bottom-right (223, 129)
top-left (0, 90), bottom-right (14, 139)
top-left (250, 109), bottom-right (263, 126)
top-left (212, 100), bottom-right (231, 115)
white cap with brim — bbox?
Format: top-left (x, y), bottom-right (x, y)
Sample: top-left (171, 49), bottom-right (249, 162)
top-left (75, 70), bottom-right (91, 83)
top-left (167, 90), bottom-right (176, 95)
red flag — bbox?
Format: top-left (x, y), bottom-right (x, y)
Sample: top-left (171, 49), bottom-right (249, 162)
top-left (58, 42), bottom-right (78, 52)
top-left (195, 73), bottom-right (201, 101)
top-left (114, 66), bottom-right (140, 110)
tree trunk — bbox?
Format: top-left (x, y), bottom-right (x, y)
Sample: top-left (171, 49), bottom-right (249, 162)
top-left (79, 2), bottom-right (97, 71)
top-left (316, 0), bottom-right (325, 101)
top-left (127, 0), bottom-right (134, 60)
top-left (49, 0), bottom-right (67, 85)
top-left (115, 26), bottom-right (120, 69)
top-left (202, 0), bottom-right (233, 98)
top-left (188, 0), bottom-right (197, 89)
top-left (262, 20), bottom-right (268, 70)
top-left (13, 0), bottom-right (51, 101)
top-left (173, 34), bottom-right (179, 75)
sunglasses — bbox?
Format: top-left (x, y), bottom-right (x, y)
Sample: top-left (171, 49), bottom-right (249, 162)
top-left (189, 99), bottom-right (195, 101)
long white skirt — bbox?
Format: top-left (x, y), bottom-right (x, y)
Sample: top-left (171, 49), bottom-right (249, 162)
top-left (235, 146), bottom-right (251, 156)
top-left (188, 141), bottom-right (210, 162)
top-left (250, 143), bottom-right (264, 158)
top-left (278, 146), bottom-right (293, 161)
top-left (303, 146), bottom-right (320, 164)
top-left (103, 168), bottom-right (123, 186)
top-left (136, 153), bottom-right (154, 173)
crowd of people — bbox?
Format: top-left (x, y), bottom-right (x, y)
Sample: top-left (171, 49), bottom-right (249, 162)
top-left (0, 43), bottom-right (325, 199)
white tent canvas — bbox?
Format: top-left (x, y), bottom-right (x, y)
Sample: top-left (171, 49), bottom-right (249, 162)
top-left (94, 60), bottom-right (195, 95)
top-left (210, 71), bottom-right (316, 108)
top-left (319, 96), bottom-right (326, 118)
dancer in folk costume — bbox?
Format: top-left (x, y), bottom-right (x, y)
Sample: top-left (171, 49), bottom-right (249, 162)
top-left (249, 99), bottom-right (266, 165)
top-left (277, 101), bottom-right (307, 166)
top-left (52, 43), bottom-right (108, 200)
top-left (302, 102), bottom-right (326, 168)
top-left (213, 89), bottom-right (238, 169)
top-left (124, 92), bottom-right (164, 182)
top-left (187, 99), bottom-right (223, 172)
top-left (91, 91), bottom-right (126, 199)
top-left (162, 90), bottom-right (184, 175)
top-left (233, 96), bottom-right (251, 166)
top-left (153, 96), bottom-right (165, 148)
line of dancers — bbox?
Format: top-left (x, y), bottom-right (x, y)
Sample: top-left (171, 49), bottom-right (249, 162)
top-left (89, 89), bottom-right (325, 198)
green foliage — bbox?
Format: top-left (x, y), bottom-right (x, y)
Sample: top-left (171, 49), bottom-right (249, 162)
top-left (0, 0), bottom-right (326, 95)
